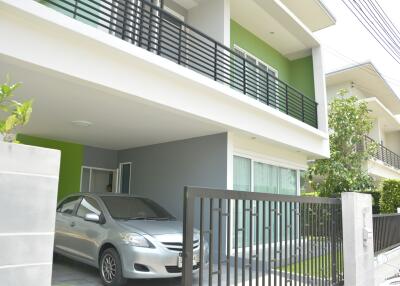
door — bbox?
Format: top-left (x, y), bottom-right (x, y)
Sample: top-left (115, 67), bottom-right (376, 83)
top-left (71, 196), bottom-right (105, 263)
top-left (54, 196), bottom-right (82, 256)
top-left (119, 162), bottom-right (132, 194)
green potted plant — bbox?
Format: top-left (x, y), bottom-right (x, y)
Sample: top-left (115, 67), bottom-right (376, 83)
top-left (0, 76), bottom-right (33, 142)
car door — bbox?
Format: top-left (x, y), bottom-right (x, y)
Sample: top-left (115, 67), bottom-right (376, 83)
top-left (54, 195), bottom-right (82, 256)
top-left (72, 196), bottom-right (106, 264)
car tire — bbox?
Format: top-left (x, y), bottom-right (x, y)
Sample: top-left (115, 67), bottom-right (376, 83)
top-left (99, 248), bottom-right (127, 286)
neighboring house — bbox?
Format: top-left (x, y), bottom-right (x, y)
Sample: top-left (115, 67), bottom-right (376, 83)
top-left (326, 62), bottom-right (400, 181)
top-left (0, 0), bottom-right (334, 221)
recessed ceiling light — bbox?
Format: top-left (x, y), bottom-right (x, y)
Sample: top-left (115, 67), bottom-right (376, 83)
top-left (71, 120), bottom-right (92, 127)
top-left (251, 136), bottom-right (256, 140)
top-left (270, 31), bottom-right (275, 35)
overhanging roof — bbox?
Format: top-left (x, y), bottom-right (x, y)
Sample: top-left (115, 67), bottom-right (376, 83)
top-left (326, 62), bottom-right (400, 114)
top-left (280, 0), bottom-right (336, 32)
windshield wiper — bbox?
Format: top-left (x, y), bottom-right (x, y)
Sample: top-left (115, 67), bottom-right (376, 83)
top-left (146, 217), bottom-right (176, 221)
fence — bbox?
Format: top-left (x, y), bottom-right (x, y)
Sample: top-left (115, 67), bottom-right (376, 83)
top-left (182, 187), bottom-right (344, 286)
top-left (373, 213), bottom-right (400, 254)
top-left (39, 0), bottom-right (318, 128)
top-left (363, 135), bottom-right (400, 170)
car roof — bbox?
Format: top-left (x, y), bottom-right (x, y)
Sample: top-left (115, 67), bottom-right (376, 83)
top-left (66, 192), bottom-right (147, 199)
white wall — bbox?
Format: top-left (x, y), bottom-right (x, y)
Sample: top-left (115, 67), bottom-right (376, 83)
top-left (0, 0), bottom-right (329, 159)
top-left (186, 0), bottom-right (230, 45)
top-left (0, 142), bottom-right (60, 286)
top-left (312, 46), bottom-right (329, 133)
top-left (385, 131), bottom-right (400, 155)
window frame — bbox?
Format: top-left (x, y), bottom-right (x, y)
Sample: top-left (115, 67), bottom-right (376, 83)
top-left (56, 195), bottom-right (82, 217)
top-left (230, 150), bottom-right (306, 251)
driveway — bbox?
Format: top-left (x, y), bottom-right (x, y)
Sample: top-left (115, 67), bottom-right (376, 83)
top-left (52, 255), bottom-right (183, 286)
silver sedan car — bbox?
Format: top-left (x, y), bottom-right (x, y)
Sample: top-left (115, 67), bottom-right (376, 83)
top-left (54, 193), bottom-right (205, 286)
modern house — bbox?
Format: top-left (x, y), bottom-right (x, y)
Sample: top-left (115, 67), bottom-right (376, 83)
top-left (0, 0), bottom-right (335, 221)
top-left (326, 62), bottom-right (400, 181)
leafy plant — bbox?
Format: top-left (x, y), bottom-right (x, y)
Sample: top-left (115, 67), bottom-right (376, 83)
top-left (380, 179), bottom-right (400, 213)
top-left (0, 76), bottom-right (33, 142)
top-left (307, 89), bottom-right (377, 197)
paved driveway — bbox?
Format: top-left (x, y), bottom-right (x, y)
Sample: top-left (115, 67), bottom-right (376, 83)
top-left (52, 255), bottom-right (183, 286)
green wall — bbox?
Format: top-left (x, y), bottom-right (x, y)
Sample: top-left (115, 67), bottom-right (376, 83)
top-left (290, 56), bottom-right (315, 100)
top-left (230, 20), bottom-right (315, 100)
top-left (18, 134), bottom-right (83, 201)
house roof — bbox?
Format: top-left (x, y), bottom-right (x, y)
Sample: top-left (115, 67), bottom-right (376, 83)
top-left (326, 62), bottom-right (400, 114)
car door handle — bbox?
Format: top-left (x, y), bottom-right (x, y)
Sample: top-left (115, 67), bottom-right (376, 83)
top-left (70, 222), bottom-right (76, 227)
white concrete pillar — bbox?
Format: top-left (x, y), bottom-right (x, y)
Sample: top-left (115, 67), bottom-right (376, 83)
top-left (341, 192), bottom-right (375, 286)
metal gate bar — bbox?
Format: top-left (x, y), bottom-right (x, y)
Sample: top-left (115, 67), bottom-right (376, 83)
top-left (182, 186), bottom-right (344, 286)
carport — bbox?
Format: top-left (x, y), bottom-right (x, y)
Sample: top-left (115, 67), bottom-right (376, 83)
top-left (1, 56), bottom-right (230, 285)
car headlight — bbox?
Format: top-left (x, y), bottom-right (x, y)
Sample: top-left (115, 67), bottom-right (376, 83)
top-left (121, 233), bottom-right (154, 248)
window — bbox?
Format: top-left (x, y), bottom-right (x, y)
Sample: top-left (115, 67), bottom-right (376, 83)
top-left (233, 46), bottom-right (279, 107)
top-left (234, 155), bottom-right (298, 195)
top-left (233, 155), bottom-right (302, 247)
top-left (76, 197), bottom-right (102, 218)
top-left (57, 196), bottom-right (81, 215)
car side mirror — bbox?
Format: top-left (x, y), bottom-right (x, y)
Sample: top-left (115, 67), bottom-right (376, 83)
top-left (84, 213), bottom-right (100, 223)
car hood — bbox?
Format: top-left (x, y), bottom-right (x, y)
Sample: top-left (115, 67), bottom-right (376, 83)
top-left (116, 219), bottom-right (184, 235)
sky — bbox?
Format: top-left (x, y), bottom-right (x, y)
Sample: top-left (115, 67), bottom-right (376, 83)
top-left (316, 0), bottom-right (400, 95)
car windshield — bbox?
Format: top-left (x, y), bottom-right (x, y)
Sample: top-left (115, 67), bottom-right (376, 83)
top-left (101, 196), bottom-right (175, 220)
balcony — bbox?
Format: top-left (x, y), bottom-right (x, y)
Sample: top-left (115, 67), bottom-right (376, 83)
top-left (38, 0), bottom-right (318, 128)
top-left (363, 136), bottom-right (400, 170)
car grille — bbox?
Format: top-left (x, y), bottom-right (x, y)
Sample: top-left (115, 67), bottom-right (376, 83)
top-left (165, 263), bottom-right (200, 273)
top-left (162, 239), bottom-right (199, 252)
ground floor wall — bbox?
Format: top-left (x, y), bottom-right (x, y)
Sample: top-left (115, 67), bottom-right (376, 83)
top-left (118, 133), bottom-right (228, 220)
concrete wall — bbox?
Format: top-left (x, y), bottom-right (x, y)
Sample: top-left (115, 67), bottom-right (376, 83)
top-left (0, 142), bottom-right (61, 286)
top-left (385, 131), bottom-right (400, 156)
top-left (83, 145), bottom-right (118, 169)
top-left (117, 133), bottom-right (228, 220)
top-left (341, 192), bottom-right (375, 286)
top-left (187, 0), bottom-right (230, 45)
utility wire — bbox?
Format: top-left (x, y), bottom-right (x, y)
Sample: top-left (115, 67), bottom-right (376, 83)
top-left (341, 0), bottom-right (400, 65)
top-left (324, 46), bottom-right (400, 88)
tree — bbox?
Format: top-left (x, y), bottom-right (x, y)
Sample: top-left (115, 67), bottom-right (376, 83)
top-left (307, 89), bottom-right (376, 197)
top-left (0, 76), bottom-right (33, 143)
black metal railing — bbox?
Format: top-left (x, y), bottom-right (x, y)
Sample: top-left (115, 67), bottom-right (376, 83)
top-left (39, 0), bottom-right (319, 128)
top-left (182, 187), bottom-right (344, 286)
top-left (364, 135), bottom-right (400, 169)
top-left (373, 213), bottom-right (400, 254)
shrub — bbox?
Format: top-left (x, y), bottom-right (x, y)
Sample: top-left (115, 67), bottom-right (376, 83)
top-left (380, 180), bottom-right (400, 213)
top-left (362, 190), bottom-right (381, 214)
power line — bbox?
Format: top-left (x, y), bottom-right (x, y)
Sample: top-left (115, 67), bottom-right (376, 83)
top-left (324, 45), bottom-right (400, 88)
top-left (341, 0), bottom-right (400, 65)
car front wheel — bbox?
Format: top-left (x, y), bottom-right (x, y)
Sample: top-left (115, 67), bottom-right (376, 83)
top-left (100, 248), bottom-right (127, 286)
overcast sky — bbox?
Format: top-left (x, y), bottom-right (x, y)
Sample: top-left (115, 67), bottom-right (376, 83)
top-left (316, 0), bottom-right (400, 94)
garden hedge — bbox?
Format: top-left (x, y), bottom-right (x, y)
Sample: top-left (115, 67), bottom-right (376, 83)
top-left (380, 179), bottom-right (400, 213)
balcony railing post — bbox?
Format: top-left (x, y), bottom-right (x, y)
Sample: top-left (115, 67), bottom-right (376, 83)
top-left (157, 11), bottom-right (163, 55)
top-left (266, 73), bottom-right (270, 105)
top-left (285, 85), bottom-right (289, 114)
top-left (121, 0), bottom-right (129, 40)
top-left (243, 58), bottom-right (246, 94)
top-left (177, 27), bottom-right (182, 64)
top-left (301, 94), bottom-right (305, 122)
top-left (213, 42), bottom-right (218, 81)
top-left (73, 0), bottom-right (78, 19)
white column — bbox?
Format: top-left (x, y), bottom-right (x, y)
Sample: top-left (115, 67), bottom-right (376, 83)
top-left (341, 192), bottom-right (375, 286)
top-left (312, 45), bottom-right (328, 133)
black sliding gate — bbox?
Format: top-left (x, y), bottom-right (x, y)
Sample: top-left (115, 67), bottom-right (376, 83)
top-left (182, 187), bottom-right (344, 286)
